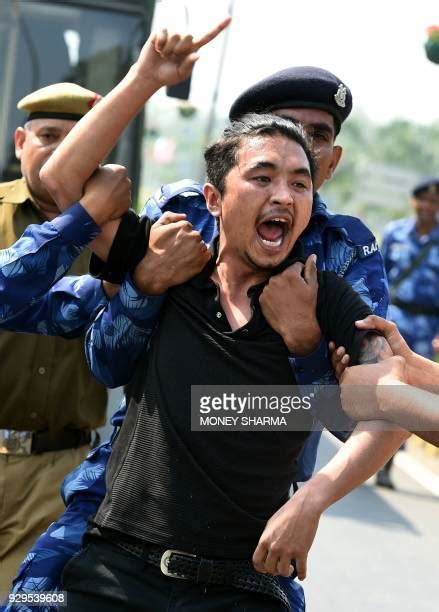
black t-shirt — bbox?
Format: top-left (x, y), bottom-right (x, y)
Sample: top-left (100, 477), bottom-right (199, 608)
top-left (95, 245), bottom-right (371, 559)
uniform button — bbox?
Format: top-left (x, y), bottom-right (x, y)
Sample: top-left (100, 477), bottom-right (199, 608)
top-left (216, 312), bottom-right (222, 319)
top-left (30, 412), bottom-right (37, 419)
top-left (38, 367), bottom-right (46, 375)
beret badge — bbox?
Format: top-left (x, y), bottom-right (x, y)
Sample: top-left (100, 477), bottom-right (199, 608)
top-left (334, 83), bottom-right (347, 108)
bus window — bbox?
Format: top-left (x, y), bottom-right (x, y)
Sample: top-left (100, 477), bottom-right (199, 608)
top-left (0, 0), bottom-right (154, 199)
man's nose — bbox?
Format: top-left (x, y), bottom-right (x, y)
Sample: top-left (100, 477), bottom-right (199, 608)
top-left (271, 182), bottom-right (294, 206)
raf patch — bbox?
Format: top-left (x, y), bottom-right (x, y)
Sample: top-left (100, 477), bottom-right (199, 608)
top-left (357, 241), bottom-right (379, 258)
top-left (334, 84), bottom-right (347, 108)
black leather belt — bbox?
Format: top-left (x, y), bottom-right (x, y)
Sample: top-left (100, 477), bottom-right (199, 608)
top-left (114, 538), bottom-right (290, 610)
top-left (0, 428), bottom-right (91, 455)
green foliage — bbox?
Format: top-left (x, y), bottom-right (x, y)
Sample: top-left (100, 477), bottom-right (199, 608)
top-left (319, 113), bottom-right (439, 237)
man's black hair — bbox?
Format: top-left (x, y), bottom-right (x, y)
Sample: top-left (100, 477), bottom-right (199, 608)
top-left (204, 113), bottom-right (316, 195)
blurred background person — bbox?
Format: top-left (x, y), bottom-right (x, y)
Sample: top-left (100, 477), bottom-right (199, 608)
top-left (375, 177), bottom-right (439, 488)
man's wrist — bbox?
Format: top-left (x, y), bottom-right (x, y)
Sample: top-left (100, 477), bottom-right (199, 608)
top-left (52, 202), bottom-right (100, 246)
top-left (129, 63), bottom-right (163, 97)
top-left (292, 476), bottom-right (329, 515)
top-left (284, 322), bottom-right (322, 355)
top-left (79, 193), bottom-right (106, 226)
top-left (132, 262), bottom-right (169, 296)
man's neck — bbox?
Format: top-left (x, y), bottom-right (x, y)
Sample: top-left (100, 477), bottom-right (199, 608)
top-left (212, 257), bottom-right (268, 299)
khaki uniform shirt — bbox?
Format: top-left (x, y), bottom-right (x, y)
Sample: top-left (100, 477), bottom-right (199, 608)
top-left (0, 178), bottom-right (107, 431)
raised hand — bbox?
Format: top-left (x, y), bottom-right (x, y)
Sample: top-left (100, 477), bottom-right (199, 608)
top-left (133, 212), bottom-right (211, 295)
top-left (135, 16), bottom-right (232, 88)
top-left (80, 164), bottom-right (131, 226)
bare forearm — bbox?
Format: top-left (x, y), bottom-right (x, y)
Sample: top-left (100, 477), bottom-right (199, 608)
top-left (41, 66), bottom-right (159, 207)
top-left (405, 352), bottom-right (439, 388)
top-left (378, 384), bottom-right (439, 444)
top-left (301, 425), bottom-right (409, 511)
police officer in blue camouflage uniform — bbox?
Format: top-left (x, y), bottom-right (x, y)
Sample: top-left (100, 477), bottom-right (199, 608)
top-left (374, 177), bottom-right (439, 488)
top-left (6, 68), bottom-right (389, 611)
top-left (383, 177), bottom-right (439, 358)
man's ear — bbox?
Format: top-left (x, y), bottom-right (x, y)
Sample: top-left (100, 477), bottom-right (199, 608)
top-left (325, 145), bottom-right (343, 181)
top-left (204, 183), bottom-right (222, 218)
top-left (410, 196), bottom-right (418, 212)
top-left (14, 127), bottom-right (26, 160)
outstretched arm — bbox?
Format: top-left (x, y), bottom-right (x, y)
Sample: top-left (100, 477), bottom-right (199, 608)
top-left (333, 316), bottom-right (439, 446)
top-left (40, 19), bottom-right (231, 208)
top-left (253, 332), bottom-right (408, 580)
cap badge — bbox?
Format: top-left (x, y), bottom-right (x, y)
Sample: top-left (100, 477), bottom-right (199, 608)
top-left (334, 84), bottom-right (347, 108)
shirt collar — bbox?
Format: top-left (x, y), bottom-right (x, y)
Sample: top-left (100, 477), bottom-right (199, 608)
top-left (311, 192), bottom-right (329, 220)
top-left (0, 177), bottom-right (39, 209)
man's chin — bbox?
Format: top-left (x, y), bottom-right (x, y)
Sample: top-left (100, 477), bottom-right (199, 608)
top-left (246, 250), bottom-right (289, 271)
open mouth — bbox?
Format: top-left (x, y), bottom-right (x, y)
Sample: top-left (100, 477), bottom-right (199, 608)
top-left (256, 216), bottom-right (290, 248)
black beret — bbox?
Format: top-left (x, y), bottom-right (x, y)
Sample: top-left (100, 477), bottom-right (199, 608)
top-left (412, 177), bottom-right (439, 197)
top-left (229, 66), bottom-right (352, 134)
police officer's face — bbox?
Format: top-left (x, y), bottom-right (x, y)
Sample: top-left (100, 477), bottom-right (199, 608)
top-left (15, 118), bottom-right (77, 214)
top-left (412, 191), bottom-right (439, 226)
top-left (272, 108), bottom-right (342, 190)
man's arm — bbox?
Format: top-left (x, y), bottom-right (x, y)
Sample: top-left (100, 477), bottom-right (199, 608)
top-left (0, 203), bottom-right (99, 321)
top-left (0, 164), bottom-right (130, 324)
top-left (39, 19), bottom-right (230, 257)
top-left (0, 274), bottom-right (106, 337)
top-left (333, 316), bottom-right (439, 446)
top-left (355, 315), bottom-right (439, 388)
top-left (85, 211), bottom-right (211, 387)
top-left (253, 332), bottom-right (409, 580)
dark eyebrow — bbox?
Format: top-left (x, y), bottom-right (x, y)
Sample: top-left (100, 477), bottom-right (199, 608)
top-left (293, 167), bottom-right (312, 179)
top-left (248, 161), bottom-right (277, 171)
top-left (247, 161), bottom-right (311, 180)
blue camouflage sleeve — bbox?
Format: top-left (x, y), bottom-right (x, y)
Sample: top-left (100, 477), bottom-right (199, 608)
top-left (85, 275), bottom-right (164, 388)
top-left (0, 274), bottom-right (106, 337)
top-left (85, 184), bottom-right (217, 388)
top-left (0, 203), bottom-right (100, 323)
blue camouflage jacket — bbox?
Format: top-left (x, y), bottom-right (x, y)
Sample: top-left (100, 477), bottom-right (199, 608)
top-left (6, 182), bottom-right (388, 612)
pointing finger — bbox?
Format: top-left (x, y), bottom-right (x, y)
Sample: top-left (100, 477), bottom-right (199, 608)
top-left (193, 16), bottom-right (232, 51)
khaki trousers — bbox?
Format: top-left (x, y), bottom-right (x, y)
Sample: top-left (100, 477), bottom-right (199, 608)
top-left (0, 445), bottom-right (89, 593)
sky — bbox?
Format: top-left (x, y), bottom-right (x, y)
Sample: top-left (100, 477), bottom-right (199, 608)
top-left (153, 0), bottom-right (439, 125)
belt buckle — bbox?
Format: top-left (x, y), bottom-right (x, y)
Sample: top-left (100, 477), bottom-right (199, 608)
top-left (0, 430), bottom-right (33, 455)
top-left (160, 549), bottom-right (196, 579)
